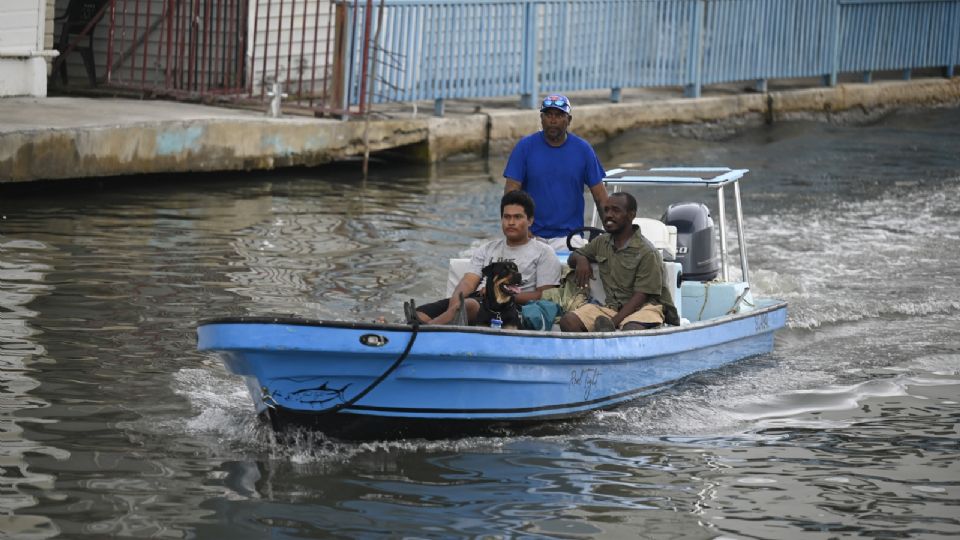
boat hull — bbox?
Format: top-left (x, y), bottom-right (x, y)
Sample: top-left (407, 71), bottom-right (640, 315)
top-left (197, 299), bottom-right (786, 437)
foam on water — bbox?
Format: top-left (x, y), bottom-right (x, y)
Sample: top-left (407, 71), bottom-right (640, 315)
top-left (747, 178), bottom-right (960, 329)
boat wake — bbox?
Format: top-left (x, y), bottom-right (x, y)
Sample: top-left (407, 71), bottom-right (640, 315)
top-left (748, 179), bottom-right (960, 330)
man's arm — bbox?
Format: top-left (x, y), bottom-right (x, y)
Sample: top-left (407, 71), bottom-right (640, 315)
top-left (513, 284), bottom-right (556, 305)
top-left (567, 252), bottom-right (594, 289)
top-left (589, 182), bottom-right (609, 223)
top-left (504, 178), bottom-right (521, 195)
top-left (611, 291), bottom-right (649, 328)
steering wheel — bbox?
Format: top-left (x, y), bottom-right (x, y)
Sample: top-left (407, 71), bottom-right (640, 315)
top-left (565, 226), bottom-right (605, 251)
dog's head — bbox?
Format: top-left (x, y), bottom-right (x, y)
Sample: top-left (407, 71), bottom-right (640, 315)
top-left (481, 261), bottom-right (522, 309)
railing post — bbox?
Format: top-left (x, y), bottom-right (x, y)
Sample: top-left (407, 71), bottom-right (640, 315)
top-left (684, 0), bottom-right (704, 98)
top-left (948, 2), bottom-right (959, 78)
top-left (610, 87), bottom-right (621, 103)
top-left (106, 0), bottom-right (116, 83)
top-left (330, 2), bottom-right (349, 115)
top-left (341, 1), bottom-right (358, 114)
top-left (825, 0), bottom-right (841, 87)
top-left (519, 1), bottom-right (537, 109)
top-left (358, 0), bottom-right (374, 114)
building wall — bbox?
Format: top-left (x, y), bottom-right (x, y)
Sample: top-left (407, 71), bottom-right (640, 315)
top-left (249, 0), bottom-right (336, 98)
top-left (0, 0), bottom-right (54, 96)
top-left (47, 0), bottom-right (335, 100)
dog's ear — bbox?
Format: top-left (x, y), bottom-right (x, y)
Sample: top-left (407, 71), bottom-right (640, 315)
top-left (481, 263), bottom-right (494, 276)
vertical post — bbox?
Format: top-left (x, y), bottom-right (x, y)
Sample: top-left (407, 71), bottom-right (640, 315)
top-left (358, 0), bottom-right (374, 114)
top-left (434, 98), bottom-right (445, 117)
top-left (297, 0), bottom-right (309, 104)
top-left (164, 0), bottom-right (173, 88)
top-left (610, 87), bottom-right (621, 103)
top-left (260, 0), bottom-right (272, 99)
top-left (684, 0), bottom-right (704, 98)
top-left (200, 0), bottom-right (211, 95)
top-left (826, 0), bottom-right (841, 87)
top-left (273, 0), bottom-right (284, 96)
top-left (131, 0), bottom-right (140, 82)
top-left (331, 1), bottom-right (350, 115)
top-left (716, 185), bottom-right (729, 282)
top-left (106, 0), bottom-right (116, 83)
top-left (313, 0), bottom-right (328, 107)
top-left (249, 0), bottom-right (259, 97)
top-left (863, 71), bottom-right (872, 83)
top-left (948, 2), bottom-right (959, 79)
top-left (733, 180), bottom-right (749, 285)
top-left (188, 0), bottom-right (200, 91)
top-left (141, 0), bottom-right (150, 86)
top-left (755, 79), bottom-right (767, 93)
top-left (902, 68), bottom-right (911, 80)
top-left (519, 1), bottom-right (537, 109)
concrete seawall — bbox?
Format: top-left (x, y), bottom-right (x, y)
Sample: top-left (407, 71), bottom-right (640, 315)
top-left (1, 78), bottom-right (958, 183)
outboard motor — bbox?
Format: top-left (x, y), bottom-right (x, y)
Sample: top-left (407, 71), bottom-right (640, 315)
top-left (662, 202), bottom-right (719, 282)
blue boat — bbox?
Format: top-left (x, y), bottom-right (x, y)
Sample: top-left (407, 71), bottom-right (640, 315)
top-left (197, 167), bottom-right (787, 439)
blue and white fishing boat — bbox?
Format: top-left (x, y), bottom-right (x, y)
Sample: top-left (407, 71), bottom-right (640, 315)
top-left (197, 167), bottom-right (787, 439)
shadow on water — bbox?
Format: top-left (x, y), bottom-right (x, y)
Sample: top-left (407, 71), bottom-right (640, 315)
top-left (0, 106), bottom-right (959, 538)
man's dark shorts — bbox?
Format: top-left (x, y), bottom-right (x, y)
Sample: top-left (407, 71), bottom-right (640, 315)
top-left (417, 292), bottom-right (522, 327)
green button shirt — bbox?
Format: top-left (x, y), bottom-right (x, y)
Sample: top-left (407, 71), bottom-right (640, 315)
top-left (576, 227), bottom-right (680, 325)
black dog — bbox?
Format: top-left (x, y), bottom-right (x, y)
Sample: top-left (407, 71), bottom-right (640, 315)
top-left (480, 261), bottom-right (523, 328)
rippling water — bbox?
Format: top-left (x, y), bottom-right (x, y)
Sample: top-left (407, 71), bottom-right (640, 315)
top-left (1, 106), bottom-right (959, 538)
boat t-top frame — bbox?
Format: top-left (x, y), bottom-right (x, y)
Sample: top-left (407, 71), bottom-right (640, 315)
top-left (592, 166), bottom-right (751, 285)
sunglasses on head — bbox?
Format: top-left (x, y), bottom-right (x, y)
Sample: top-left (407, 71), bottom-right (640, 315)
top-left (542, 97), bottom-right (567, 107)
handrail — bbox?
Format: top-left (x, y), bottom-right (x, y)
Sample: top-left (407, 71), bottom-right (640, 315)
top-left (345, 0), bottom-right (960, 112)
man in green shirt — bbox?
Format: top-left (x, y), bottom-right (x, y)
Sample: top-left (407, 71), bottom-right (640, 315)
top-left (558, 192), bottom-right (680, 332)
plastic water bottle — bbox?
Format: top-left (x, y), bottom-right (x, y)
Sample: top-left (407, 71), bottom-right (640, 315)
top-left (490, 317), bottom-right (503, 330)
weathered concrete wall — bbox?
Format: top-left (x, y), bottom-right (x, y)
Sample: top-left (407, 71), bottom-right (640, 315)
top-left (0, 101), bottom-right (430, 183)
top-left (1, 78), bottom-right (958, 183)
top-left (436, 78), bottom-right (960, 161)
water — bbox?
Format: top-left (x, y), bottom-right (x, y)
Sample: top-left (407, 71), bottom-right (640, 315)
top-left (1, 106), bottom-right (959, 538)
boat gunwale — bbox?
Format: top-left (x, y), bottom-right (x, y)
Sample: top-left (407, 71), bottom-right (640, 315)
top-left (196, 299), bottom-right (787, 340)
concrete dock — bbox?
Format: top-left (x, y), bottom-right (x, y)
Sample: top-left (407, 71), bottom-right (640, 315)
top-left (1, 77), bottom-right (958, 183)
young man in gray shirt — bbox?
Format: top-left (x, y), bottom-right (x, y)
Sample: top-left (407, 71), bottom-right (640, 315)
top-left (414, 190), bottom-right (561, 326)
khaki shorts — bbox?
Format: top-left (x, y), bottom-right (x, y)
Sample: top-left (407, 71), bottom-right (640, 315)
top-left (571, 303), bottom-right (665, 331)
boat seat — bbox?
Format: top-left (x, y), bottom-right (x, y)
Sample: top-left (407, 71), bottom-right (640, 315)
top-left (447, 258), bottom-right (473, 296)
top-left (634, 218), bottom-right (677, 261)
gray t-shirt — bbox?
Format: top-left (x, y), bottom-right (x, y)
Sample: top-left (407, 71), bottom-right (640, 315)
top-left (469, 238), bottom-right (562, 292)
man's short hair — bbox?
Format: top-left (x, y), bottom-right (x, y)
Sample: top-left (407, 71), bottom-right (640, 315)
top-left (501, 190), bottom-right (536, 219)
top-left (610, 191), bottom-right (637, 213)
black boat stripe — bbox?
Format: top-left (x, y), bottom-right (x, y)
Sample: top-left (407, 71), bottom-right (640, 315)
top-left (343, 381), bottom-right (672, 415)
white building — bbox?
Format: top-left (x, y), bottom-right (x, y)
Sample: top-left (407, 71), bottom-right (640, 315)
top-left (0, 0), bottom-right (56, 96)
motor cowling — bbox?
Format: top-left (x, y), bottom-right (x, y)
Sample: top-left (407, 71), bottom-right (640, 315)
top-left (662, 202), bottom-right (719, 282)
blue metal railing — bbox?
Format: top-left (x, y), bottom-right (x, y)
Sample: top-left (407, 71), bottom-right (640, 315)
top-left (343, 0), bottom-right (960, 114)
top-left (836, 0), bottom-right (960, 81)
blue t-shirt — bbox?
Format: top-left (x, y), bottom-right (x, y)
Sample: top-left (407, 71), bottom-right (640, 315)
top-left (503, 132), bottom-right (605, 239)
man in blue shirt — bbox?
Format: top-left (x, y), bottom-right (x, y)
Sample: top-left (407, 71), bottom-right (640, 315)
top-left (503, 94), bottom-right (609, 251)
